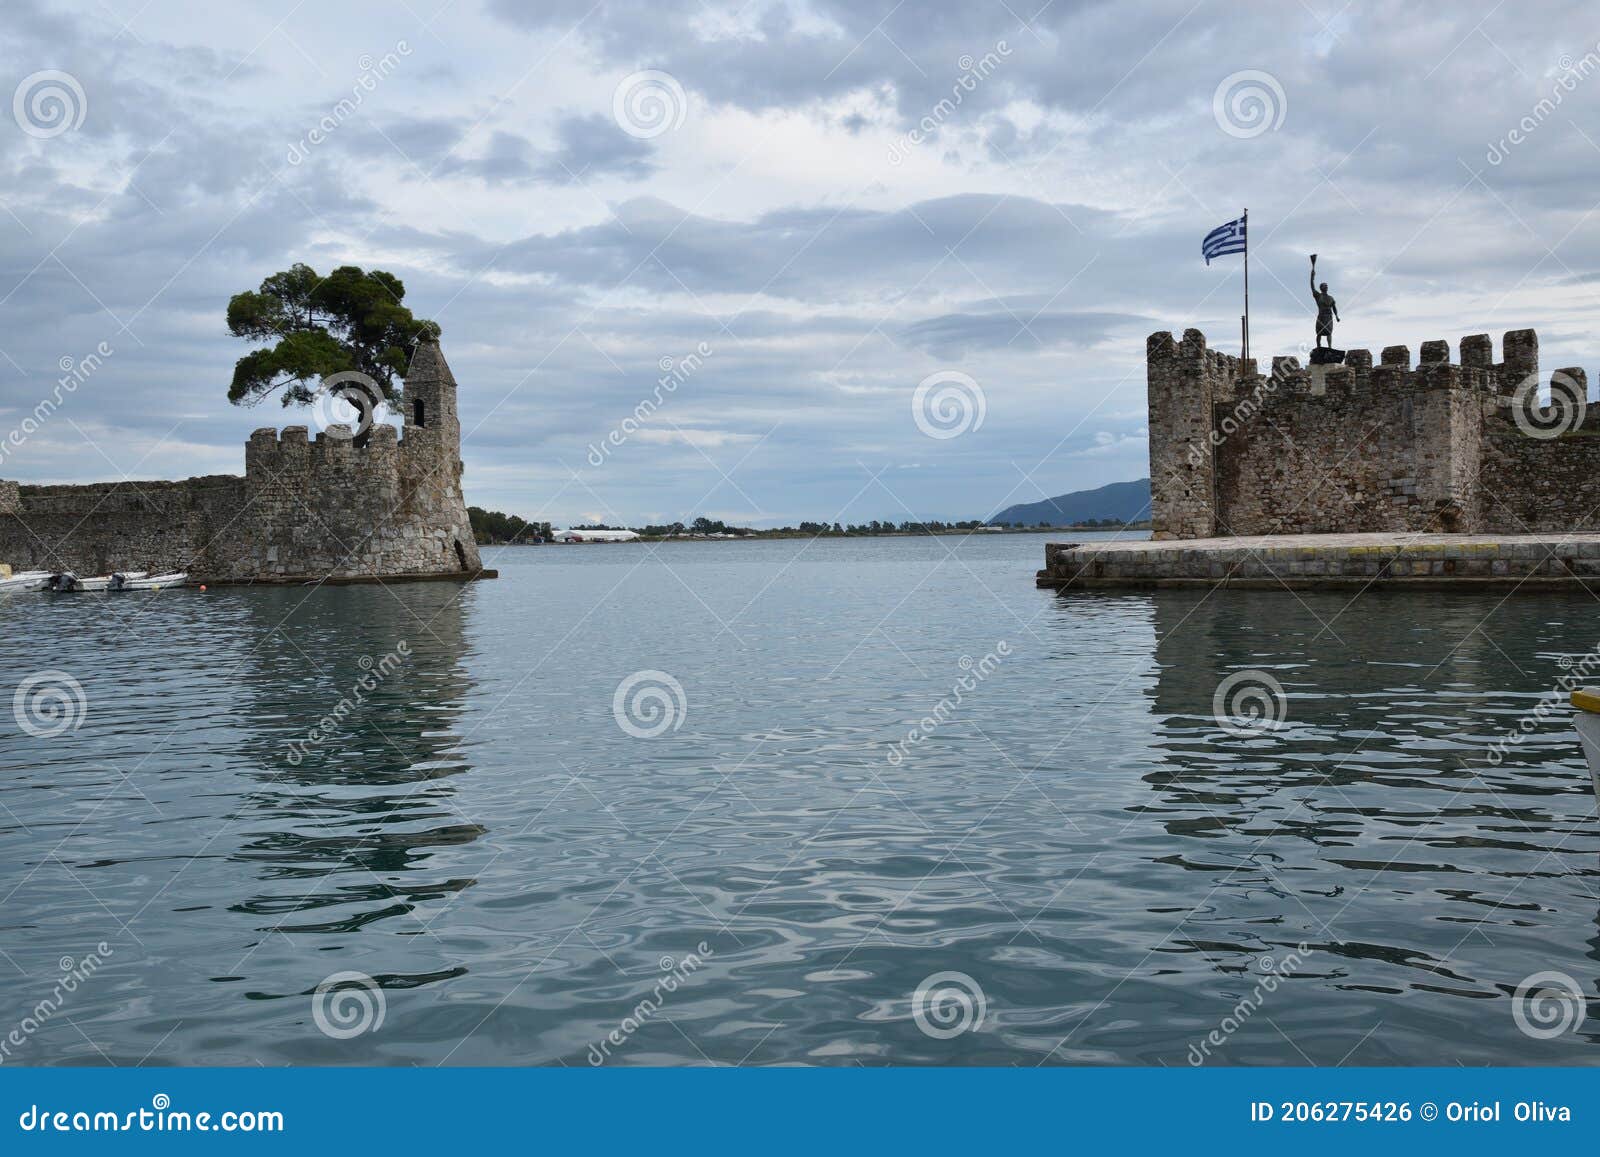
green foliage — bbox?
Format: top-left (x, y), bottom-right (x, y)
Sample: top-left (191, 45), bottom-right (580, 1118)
top-left (225, 263), bottom-right (439, 408)
top-left (468, 507), bottom-right (550, 544)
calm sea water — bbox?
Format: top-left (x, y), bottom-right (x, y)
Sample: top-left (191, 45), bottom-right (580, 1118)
top-left (3, 532), bottom-right (1598, 1066)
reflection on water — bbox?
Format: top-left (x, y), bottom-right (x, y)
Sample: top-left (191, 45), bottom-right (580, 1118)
top-left (1, 537), bottom-right (1597, 1065)
top-left (1, 583), bottom-right (485, 1064)
top-left (230, 590), bottom-right (480, 939)
top-left (1134, 590), bottom-right (1600, 1065)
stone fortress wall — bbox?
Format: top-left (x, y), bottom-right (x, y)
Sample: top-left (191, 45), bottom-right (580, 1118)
top-left (0, 339), bottom-right (483, 582)
top-left (1148, 327), bottom-right (1600, 540)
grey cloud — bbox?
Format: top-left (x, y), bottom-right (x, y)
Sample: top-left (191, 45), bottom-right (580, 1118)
top-left (897, 310), bottom-right (1149, 357)
top-left (342, 114), bottom-right (653, 186)
top-left (428, 193), bottom-right (1119, 303)
top-left (437, 129), bottom-right (537, 183)
top-left (531, 113), bottom-right (655, 183)
top-left (342, 114), bottom-right (464, 170)
top-left (482, 0), bottom-right (1600, 218)
top-left (486, 0), bottom-right (1026, 119)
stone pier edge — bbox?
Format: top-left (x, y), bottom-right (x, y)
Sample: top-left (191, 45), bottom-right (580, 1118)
top-left (1037, 534), bottom-right (1600, 592)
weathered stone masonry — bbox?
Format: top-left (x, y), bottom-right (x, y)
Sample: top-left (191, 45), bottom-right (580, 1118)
top-left (1148, 327), bottom-right (1600, 539)
top-left (0, 339), bottom-right (483, 581)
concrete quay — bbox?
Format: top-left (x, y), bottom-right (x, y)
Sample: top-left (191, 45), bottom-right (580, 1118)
top-left (1038, 532), bottom-right (1600, 591)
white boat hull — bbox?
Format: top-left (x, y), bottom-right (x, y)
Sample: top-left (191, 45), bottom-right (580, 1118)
top-left (111, 572), bottom-right (187, 591)
top-left (0, 571), bottom-right (51, 591)
top-left (1575, 711), bottom-right (1600, 803)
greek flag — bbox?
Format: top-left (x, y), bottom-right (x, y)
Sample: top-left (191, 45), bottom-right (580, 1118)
top-left (1202, 216), bottom-right (1246, 264)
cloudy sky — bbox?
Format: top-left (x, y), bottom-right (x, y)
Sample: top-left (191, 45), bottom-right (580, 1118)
top-left (3, 1), bottom-right (1599, 526)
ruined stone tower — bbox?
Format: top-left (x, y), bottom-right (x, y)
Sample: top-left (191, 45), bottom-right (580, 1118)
top-left (401, 335), bottom-right (462, 467)
top-left (396, 336), bottom-right (478, 574)
top-left (0, 339), bottom-right (485, 581)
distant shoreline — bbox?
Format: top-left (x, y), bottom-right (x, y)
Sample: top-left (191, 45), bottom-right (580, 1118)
top-left (480, 524), bottom-right (1151, 545)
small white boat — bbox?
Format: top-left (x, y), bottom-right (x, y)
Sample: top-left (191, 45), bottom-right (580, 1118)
top-left (0, 570), bottom-right (52, 592)
top-left (1573, 688), bottom-right (1600, 802)
top-left (110, 572), bottom-right (187, 591)
top-left (48, 571), bottom-right (147, 592)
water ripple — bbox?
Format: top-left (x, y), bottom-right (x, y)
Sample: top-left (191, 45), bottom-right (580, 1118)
top-left (2, 536), bottom-right (1598, 1065)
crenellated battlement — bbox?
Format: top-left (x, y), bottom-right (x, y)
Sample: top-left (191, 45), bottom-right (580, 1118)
top-left (1227, 329), bottom-right (1541, 402)
top-left (1147, 325), bottom-right (1600, 539)
top-left (244, 422), bottom-right (403, 448)
top-left (244, 422), bottom-right (403, 481)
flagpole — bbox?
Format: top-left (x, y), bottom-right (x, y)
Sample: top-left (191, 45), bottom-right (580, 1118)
top-left (1242, 207), bottom-right (1250, 361)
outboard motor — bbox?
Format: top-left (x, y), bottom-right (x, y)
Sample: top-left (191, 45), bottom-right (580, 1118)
top-left (110, 572), bottom-right (128, 591)
top-left (46, 572), bottom-right (75, 592)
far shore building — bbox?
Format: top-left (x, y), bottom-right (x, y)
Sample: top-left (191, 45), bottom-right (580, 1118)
top-left (554, 528), bottom-right (642, 543)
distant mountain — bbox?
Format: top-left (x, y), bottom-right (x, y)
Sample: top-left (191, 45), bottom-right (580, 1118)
top-left (988, 478), bottom-right (1151, 526)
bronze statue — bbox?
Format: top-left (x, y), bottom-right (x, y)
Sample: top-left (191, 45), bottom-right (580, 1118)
top-left (1309, 254), bottom-right (1339, 348)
